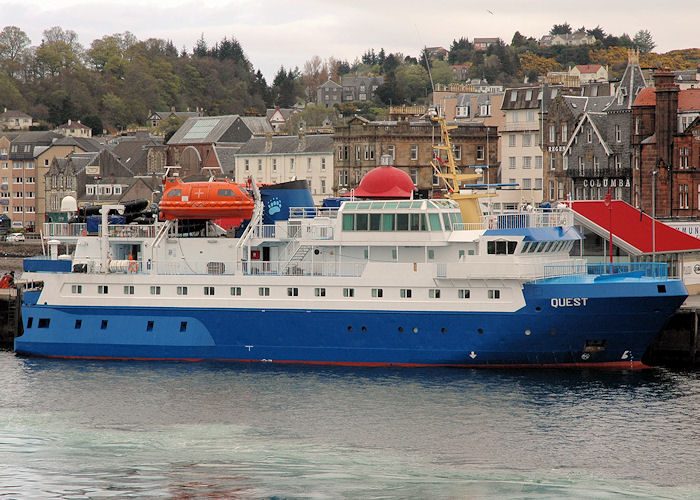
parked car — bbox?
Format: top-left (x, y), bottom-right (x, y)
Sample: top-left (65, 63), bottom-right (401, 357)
top-left (6, 233), bottom-right (25, 242)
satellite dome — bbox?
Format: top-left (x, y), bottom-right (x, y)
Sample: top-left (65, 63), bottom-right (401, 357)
top-left (352, 166), bottom-right (415, 199)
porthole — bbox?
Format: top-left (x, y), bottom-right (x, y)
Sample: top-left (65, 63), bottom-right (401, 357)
top-left (535, 307), bottom-right (541, 312)
top-left (347, 326), bottom-right (353, 332)
top-left (398, 326), bottom-right (404, 332)
top-left (361, 326), bottom-right (367, 332)
top-left (441, 328), bottom-right (447, 333)
top-left (525, 329), bottom-right (531, 336)
top-left (477, 328), bottom-right (483, 334)
top-left (551, 329), bottom-right (557, 335)
top-left (412, 327), bottom-right (418, 333)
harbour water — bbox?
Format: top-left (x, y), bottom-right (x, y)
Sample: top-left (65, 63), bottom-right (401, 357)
top-left (0, 349), bottom-right (698, 499)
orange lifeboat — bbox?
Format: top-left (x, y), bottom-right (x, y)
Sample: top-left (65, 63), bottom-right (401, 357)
top-left (158, 178), bottom-right (255, 220)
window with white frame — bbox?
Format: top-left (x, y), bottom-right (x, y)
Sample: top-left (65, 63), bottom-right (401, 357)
top-left (523, 156), bottom-right (531, 169)
top-left (561, 123), bottom-right (568, 142)
top-left (523, 134), bottom-right (532, 147)
top-left (615, 124), bottom-right (621, 142)
top-left (388, 145), bottom-right (395, 160)
top-left (509, 157), bottom-right (516, 169)
top-left (680, 184), bottom-right (689, 209)
top-left (549, 125), bottom-right (555, 142)
top-left (476, 145), bottom-right (485, 161)
top-left (586, 127), bottom-right (592, 143)
top-left (508, 134), bottom-right (516, 147)
top-left (535, 156), bottom-right (542, 169)
top-left (321, 158), bottom-right (326, 170)
top-left (410, 145), bottom-right (418, 160)
top-left (453, 145), bottom-right (461, 160)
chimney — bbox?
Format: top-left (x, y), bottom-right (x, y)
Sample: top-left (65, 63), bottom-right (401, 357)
top-left (264, 133), bottom-right (273, 153)
top-left (297, 130), bottom-right (306, 151)
top-left (653, 67), bottom-right (679, 172)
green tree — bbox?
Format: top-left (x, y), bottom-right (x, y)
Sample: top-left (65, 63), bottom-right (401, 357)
top-left (0, 26), bottom-right (30, 77)
top-left (633, 30), bottom-right (656, 55)
top-left (550, 23), bottom-right (572, 35)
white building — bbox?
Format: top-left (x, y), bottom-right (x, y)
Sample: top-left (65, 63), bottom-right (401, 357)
top-left (497, 86), bottom-right (548, 209)
top-left (234, 134), bottom-right (334, 204)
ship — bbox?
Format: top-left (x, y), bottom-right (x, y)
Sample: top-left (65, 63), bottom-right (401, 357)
top-left (13, 121), bottom-right (687, 368)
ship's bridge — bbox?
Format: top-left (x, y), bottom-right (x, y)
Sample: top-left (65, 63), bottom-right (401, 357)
top-left (339, 199), bottom-right (468, 234)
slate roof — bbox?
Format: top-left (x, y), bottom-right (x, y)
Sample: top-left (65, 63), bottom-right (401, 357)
top-left (52, 136), bottom-right (103, 152)
top-left (239, 116), bottom-right (273, 134)
top-left (237, 134), bottom-right (333, 155)
top-left (604, 62), bottom-right (647, 112)
top-left (213, 145), bottom-right (239, 172)
top-left (0, 109), bottom-right (31, 119)
top-left (55, 121), bottom-right (91, 130)
top-left (266, 108), bottom-right (295, 121)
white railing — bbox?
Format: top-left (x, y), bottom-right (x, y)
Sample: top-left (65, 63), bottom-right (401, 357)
top-left (107, 224), bottom-right (156, 238)
top-left (43, 222), bottom-right (87, 237)
top-left (43, 222), bottom-right (157, 239)
top-left (253, 224), bottom-right (277, 238)
top-left (289, 207), bottom-right (339, 219)
top-left (245, 260), bottom-right (365, 277)
top-left (482, 209), bottom-right (573, 229)
top-left (153, 259), bottom-right (238, 276)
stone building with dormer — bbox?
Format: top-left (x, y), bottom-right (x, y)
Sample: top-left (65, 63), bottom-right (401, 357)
top-left (333, 116), bottom-right (498, 198)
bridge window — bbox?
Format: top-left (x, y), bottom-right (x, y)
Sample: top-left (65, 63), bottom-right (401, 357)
top-left (429, 289), bottom-right (441, 299)
top-left (400, 288), bottom-right (412, 298)
top-left (343, 288), bottom-right (354, 297)
top-left (287, 287), bottom-right (299, 297)
top-left (230, 287), bottom-right (242, 296)
top-left (315, 287), bottom-right (326, 297)
top-left (458, 289), bottom-right (470, 299)
top-left (259, 287), bottom-right (270, 296)
top-left (488, 289), bottom-right (501, 299)
top-left (371, 288), bottom-right (383, 298)
top-left (487, 241), bottom-right (517, 254)
top-left (124, 285), bottom-right (134, 295)
top-left (178, 286), bottom-right (188, 295)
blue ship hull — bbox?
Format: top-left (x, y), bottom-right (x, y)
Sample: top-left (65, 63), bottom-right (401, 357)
top-left (15, 279), bottom-right (687, 368)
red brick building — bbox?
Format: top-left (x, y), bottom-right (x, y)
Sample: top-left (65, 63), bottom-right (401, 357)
top-left (632, 69), bottom-right (700, 218)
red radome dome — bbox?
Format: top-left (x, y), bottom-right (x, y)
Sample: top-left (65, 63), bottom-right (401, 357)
top-left (351, 166), bottom-right (415, 198)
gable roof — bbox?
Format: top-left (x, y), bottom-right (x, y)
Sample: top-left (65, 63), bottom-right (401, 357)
top-left (564, 112), bottom-right (611, 156)
top-left (567, 200), bottom-right (700, 255)
top-left (604, 62), bottom-right (647, 112)
top-left (167, 115), bottom-right (240, 144)
top-left (238, 116), bottom-right (273, 134)
top-left (52, 136), bottom-right (103, 152)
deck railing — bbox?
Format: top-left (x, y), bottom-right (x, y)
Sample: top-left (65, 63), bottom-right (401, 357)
top-left (541, 261), bottom-right (668, 280)
top-left (289, 207), bottom-right (339, 219)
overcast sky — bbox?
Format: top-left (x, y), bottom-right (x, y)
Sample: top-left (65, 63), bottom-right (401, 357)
top-left (1, 0), bottom-right (698, 80)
